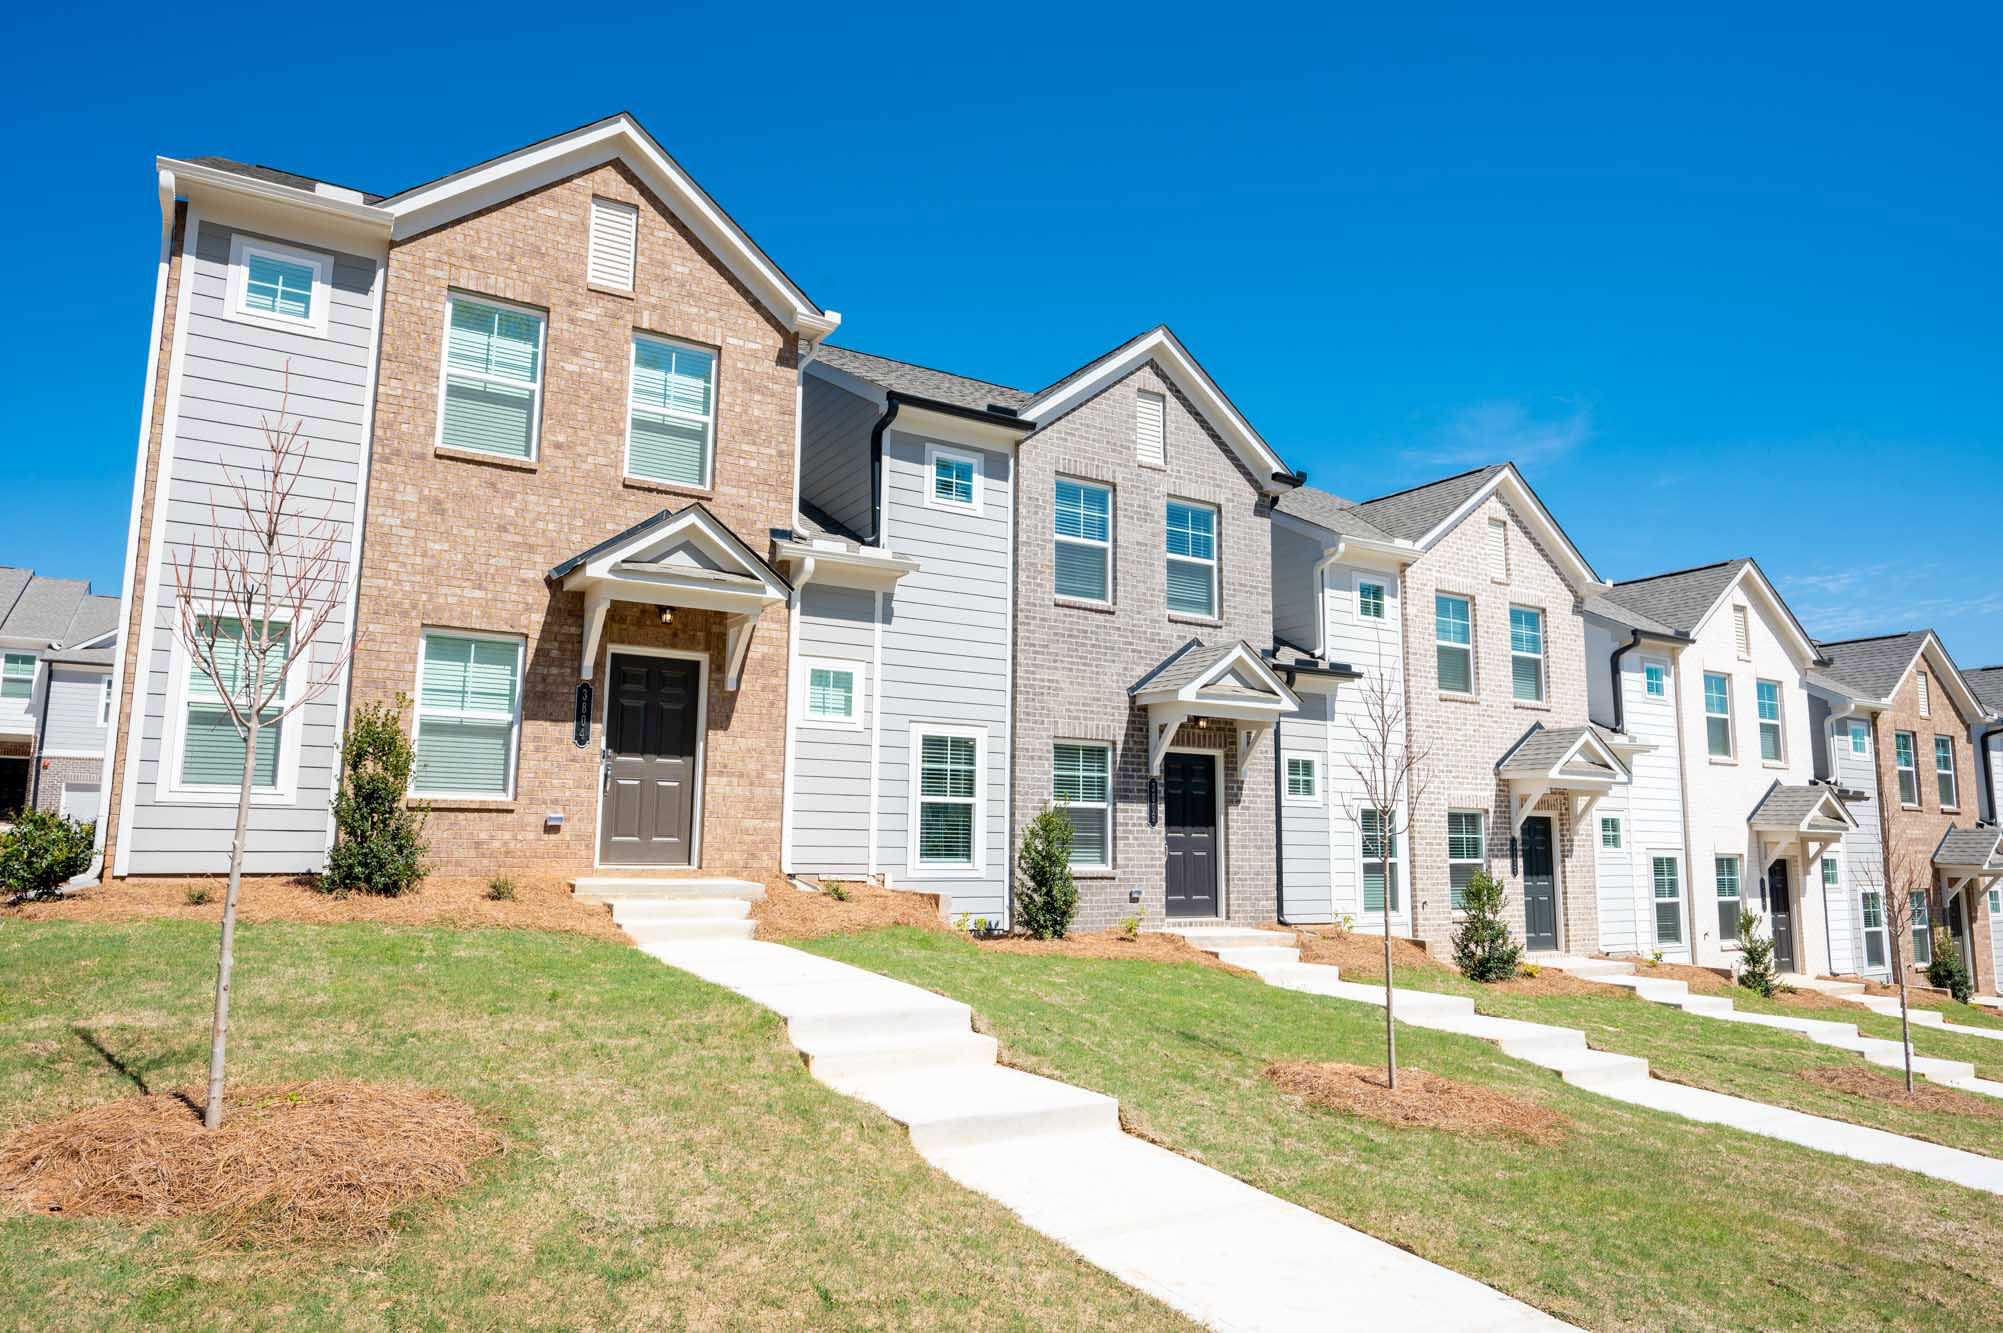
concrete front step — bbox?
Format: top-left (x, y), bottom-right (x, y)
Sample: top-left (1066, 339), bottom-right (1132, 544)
top-left (1782, 974), bottom-right (1866, 995)
top-left (1164, 926), bottom-right (1295, 950)
top-left (611, 897), bottom-right (752, 922)
top-left (1210, 946), bottom-right (1305, 970)
top-left (800, 1031), bottom-right (1001, 1081)
top-left (825, 1064), bottom-right (1121, 1152)
top-left (620, 915), bottom-right (758, 944)
top-left (573, 876), bottom-right (766, 903)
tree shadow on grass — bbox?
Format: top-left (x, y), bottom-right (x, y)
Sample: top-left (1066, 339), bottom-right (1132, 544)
top-left (71, 1025), bottom-right (204, 1118)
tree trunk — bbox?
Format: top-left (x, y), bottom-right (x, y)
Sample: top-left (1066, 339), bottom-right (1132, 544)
top-left (1890, 924), bottom-right (1913, 1094)
top-left (205, 711), bottom-right (257, 1129)
top-left (1383, 902), bottom-right (1397, 1090)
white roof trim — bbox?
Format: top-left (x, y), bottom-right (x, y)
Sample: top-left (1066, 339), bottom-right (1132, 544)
top-left (1891, 633), bottom-right (1986, 722)
top-left (1690, 563), bottom-right (1822, 669)
top-left (1411, 465), bottom-right (1600, 589)
top-left (1750, 787), bottom-right (1858, 834)
top-left (1497, 727), bottom-right (1632, 786)
top-left (1021, 328), bottom-right (1290, 487)
top-left (380, 115), bottom-right (838, 339)
top-left (1134, 641), bottom-right (1301, 712)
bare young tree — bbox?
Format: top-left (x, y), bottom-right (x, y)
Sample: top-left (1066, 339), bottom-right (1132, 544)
top-left (1855, 828), bottom-right (1934, 1093)
top-left (1343, 667), bottom-right (1429, 1089)
top-left (168, 368), bottom-right (354, 1129)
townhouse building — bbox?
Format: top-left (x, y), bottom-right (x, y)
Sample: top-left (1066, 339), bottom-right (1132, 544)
top-left (0, 570), bottom-right (118, 822)
top-left (1967, 665), bottom-right (2003, 983)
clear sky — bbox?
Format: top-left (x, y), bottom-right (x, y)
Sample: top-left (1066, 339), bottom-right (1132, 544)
top-left (6, 4), bottom-right (1998, 664)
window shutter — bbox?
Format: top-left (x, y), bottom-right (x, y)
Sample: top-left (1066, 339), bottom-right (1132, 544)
top-left (1486, 519), bottom-right (1508, 581)
top-left (1733, 606), bottom-right (1750, 659)
top-left (589, 197), bottom-right (639, 290)
top-left (1135, 391), bottom-right (1165, 466)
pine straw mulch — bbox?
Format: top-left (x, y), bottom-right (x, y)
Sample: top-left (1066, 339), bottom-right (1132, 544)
top-left (0, 1081), bottom-right (503, 1248)
top-left (1290, 928), bottom-right (1603, 995)
top-left (1799, 1065), bottom-right (2003, 1119)
top-left (975, 929), bottom-right (1248, 973)
top-left (3, 875), bottom-right (628, 942)
top-left (1264, 1061), bottom-right (1571, 1144)
top-left (752, 878), bottom-right (949, 942)
top-left (1614, 958), bottom-right (1868, 1013)
top-left (1860, 979), bottom-right (1962, 1012)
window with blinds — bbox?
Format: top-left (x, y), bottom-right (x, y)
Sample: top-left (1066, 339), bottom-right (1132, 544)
top-left (1361, 808), bottom-right (1399, 913)
top-left (244, 252), bottom-right (316, 321)
top-left (1653, 856), bottom-right (1683, 946)
top-left (1715, 855), bottom-right (1742, 942)
top-left (1894, 731), bottom-right (1918, 805)
top-left (1911, 892), bottom-right (1932, 966)
top-left (1284, 754), bottom-right (1318, 802)
top-left (1135, 390), bottom-right (1166, 467)
top-left (1054, 479), bottom-right (1112, 602)
top-left (1447, 810), bottom-right (1484, 909)
top-left (627, 335), bottom-right (716, 488)
top-left (1436, 595), bottom-right (1473, 694)
top-left (440, 296), bottom-right (545, 459)
top-left (178, 617), bottom-right (288, 789)
top-left (229, 236), bottom-right (327, 333)
top-left (588, 196), bottom-right (639, 290)
top-left (0, 653), bottom-right (33, 702)
top-left (1755, 680), bottom-right (1783, 761)
top-left (1935, 736), bottom-right (1958, 807)
top-left (803, 662), bottom-right (859, 726)
top-left (1165, 500), bottom-right (1217, 618)
top-left (411, 632), bottom-right (522, 797)
top-left (1509, 606), bottom-right (1544, 702)
top-left (917, 733), bottom-right (978, 866)
top-left (1704, 672), bottom-right (1733, 758)
top-left (1053, 742), bottom-right (1111, 867)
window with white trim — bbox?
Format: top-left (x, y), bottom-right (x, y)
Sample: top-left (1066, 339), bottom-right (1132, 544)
top-left (1436, 594), bottom-right (1473, 694)
top-left (1704, 672), bottom-right (1733, 758)
top-left (99, 674), bottom-right (112, 727)
top-left (1822, 855), bottom-right (1840, 906)
top-left (1935, 736), bottom-right (1959, 808)
top-left (1357, 579), bottom-right (1387, 621)
top-left (1053, 742), bottom-right (1111, 868)
top-left (439, 295), bottom-right (546, 460)
top-left (227, 235), bottom-right (329, 335)
top-left (1861, 890), bottom-right (1887, 969)
top-left (1135, 390), bottom-right (1166, 467)
top-left (1911, 891), bottom-right (1932, 966)
top-left (1644, 661), bottom-right (1666, 697)
top-left (917, 732), bottom-right (980, 868)
top-left (1509, 606), bottom-right (1545, 703)
top-left (1755, 679), bottom-right (1784, 762)
top-left (411, 631), bottom-right (523, 798)
top-left (1894, 730), bottom-right (1918, 805)
top-left (175, 616), bottom-right (290, 792)
top-left (627, 335), bottom-right (717, 488)
top-left (1447, 810), bottom-right (1484, 909)
top-left (1989, 886), bottom-right (2001, 917)
top-left (802, 659), bottom-right (861, 728)
top-left (1054, 478), bottom-right (1112, 603)
top-left (1, 653), bottom-right (33, 702)
top-left (588, 196), bottom-right (639, 290)
top-left (1715, 855), bottom-right (1742, 942)
top-left (925, 443), bottom-right (981, 514)
top-left (1653, 855), bottom-right (1683, 946)
top-left (1599, 816), bottom-right (1622, 850)
top-left (1165, 500), bottom-right (1218, 618)
top-left (1848, 719), bottom-right (1869, 757)
top-left (1361, 808), bottom-right (1399, 914)
top-left (1284, 752), bottom-right (1319, 804)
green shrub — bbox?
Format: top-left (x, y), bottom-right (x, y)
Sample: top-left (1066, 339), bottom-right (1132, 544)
top-left (1014, 804), bottom-right (1078, 940)
top-left (826, 880), bottom-right (852, 902)
top-left (484, 876), bottom-right (516, 902)
top-left (0, 809), bottom-right (95, 902)
top-left (323, 696), bottom-right (430, 897)
top-left (1927, 932), bottom-right (1973, 1003)
top-left (185, 885), bottom-right (213, 906)
top-left (1450, 870), bottom-right (1522, 982)
top-left (1736, 909), bottom-right (1779, 997)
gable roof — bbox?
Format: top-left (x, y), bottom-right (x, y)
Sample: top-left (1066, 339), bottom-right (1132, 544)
top-left (1271, 485), bottom-right (1401, 547)
top-left (547, 501), bottom-right (787, 591)
top-left (0, 571), bottom-right (114, 648)
top-left (1935, 825), bottom-right (2003, 873)
top-left (1495, 723), bottom-right (1631, 782)
top-left (1816, 630), bottom-right (1985, 721)
top-left (1748, 782), bottom-right (1856, 833)
top-left (1344, 464), bottom-right (1510, 541)
top-left (1578, 590), bottom-right (1685, 640)
top-left (1603, 557), bottom-right (1822, 666)
top-left (1968, 666), bottom-right (2003, 717)
top-left (815, 345), bottom-right (1032, 416)
top-left (376, 113), bottom-right (836, 339)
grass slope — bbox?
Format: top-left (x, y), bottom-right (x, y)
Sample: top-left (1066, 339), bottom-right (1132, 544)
top-left (809, 927), bottom-right (2003, 1332)
top-left (0, 921), bottom-right (1184, 1331)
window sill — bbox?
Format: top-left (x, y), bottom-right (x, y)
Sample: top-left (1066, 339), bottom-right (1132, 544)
top-left (436, 445), bottom-right (538, 472)
top-left (417, 798), bottom-right (517, 812)
top-left (1055, 597), bottom-right (1116, 615)
top-left (1512, 700), bottom-right (1551, 711)
top-left (1941, 806), bottom-right (1962, 815)
top-left (1438, 691), bottom-right (1478, 704)
top-left (1283, 798), bottom-right (1323, 809)
top-left (1168, 613), bottom-right (1223, 628)
top-left (1071, 867), bottom-right (1118, 879)
top-left (622, 475), bottom-right (714, 501)
top-left (586, 282), bottom-right (635, 301)
top-left (1708, 756), bottom-right (1738, 766)
top-left (1762, 761), bottom-right (1788, 770)
top-left (1900, 803), bottom-right (1922, 812)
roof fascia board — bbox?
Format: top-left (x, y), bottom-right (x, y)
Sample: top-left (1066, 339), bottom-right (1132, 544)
top-left (1698, 563), bottom-right (1820, 668)
top-left (886, 400), bottom-right (1032, 450)
top-left (1183, 642), bottom-right (1301, 708)
top-left (1911, 633), bottom-right (1987, 724)
top-left (1021, 329), bottom-right (1289, 486)
top-left (1270, 508), bottom-right (1416, 565)
top-left (379, 117), bottom-right (836, 338)
top-left (161, 157), bottom-right (392, 251)
top-left (1413, 466), bottom-right (1600, 588)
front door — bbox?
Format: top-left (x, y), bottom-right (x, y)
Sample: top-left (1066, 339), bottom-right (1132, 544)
top-left (599, 653), bottom-right (700, 866)
top-left (1768, 860), bottom-right (1796, 972)
top-left (1164, 752), bottom-right (1219, 918)
top-left (1522, 817), bottom-right (1558, 951)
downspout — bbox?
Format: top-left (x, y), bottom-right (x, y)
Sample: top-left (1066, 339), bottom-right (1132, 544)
top-left (1275, 668), bottom-right (1291, 923)
top-left (1978, 719), bottom-right (2003, 825)
top-left (867, 397), bottom-right (903, 545)
top-left (1607, 629), bottom-right (1642, 734)
top-left (28, 663), bottom-right (54, 809)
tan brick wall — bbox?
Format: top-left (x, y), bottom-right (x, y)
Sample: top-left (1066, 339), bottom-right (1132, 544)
top-left (31, 755), bottom-right (103, 815)
top-left (348, 162), bottom-right (798, 877)
top-left (1399, 493), bottom-right (1596, 951)
top-left (102, 201), bottom-right (188, 874)
top-left (1870, 645), bottom-right (1992, 991)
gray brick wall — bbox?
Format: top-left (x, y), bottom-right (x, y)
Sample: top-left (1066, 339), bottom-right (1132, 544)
top-left (1012, 361), bottom-right (1278, 930)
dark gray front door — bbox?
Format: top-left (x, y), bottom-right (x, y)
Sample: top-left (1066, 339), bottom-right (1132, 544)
top-left (1768, 861), bottom-right (1796, 972)
top-left (599, 653), bottom-right (699, 866)
top-left (1164, 752), bottom-right (1219, 918)
top-left (1522, 817), bottom-right (1558, 951)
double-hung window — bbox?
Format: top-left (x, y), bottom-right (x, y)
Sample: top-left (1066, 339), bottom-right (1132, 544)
top-left (439, 295), bottom-right (545, 461)
top-left (1894, 731), bottom-right (1919, 805)
top-left (177, 616), bottom-right (289, 792)
top-left (1600, 816), bottom-right (1623, 850)
top-left (411, 631), bottom-right (523, 798)
top-left (1703, 672), bottom-right (1733, 758)
top-left (627, 336), bottom-right (717, 488)
top-left (1935, 737), bottom-right (1959, 808)
top-left (1436, 595), bottom-right (1473, 694)
top-left (1653, 855), bottom-right (1683, 946)
top-left (1715, 855), bottom-right (1742, 941)
top-left (1357, 579), bottom-right (1386, 622)
top-left (1165, 501), bottom-right (1218, 618)
top-left (1447, 811), bottom-right (1484, 909)
top-left (1284, 753), bottom-right (1319, 804)
top-left (1861, 890), bottom-right (1888, 969)
top-left (1, 653), bottom-right (33, 703)
top-left (1509, 607), bottom-right (1545, 702)
top-left (1361, 808), bottom-right (1399, 914)
top-left (99, 674), bottom-right (113, 727)
top-left (916, 732), bottom-right (980, 868)
top-left (228, 235), bottom-right (328, 335)
top-left (802, 660), bottom-right (861, 728)
top-left (1848, 719), bottom-right (1869, 757)
top-left (1054, 479), bottom-right (1112, 603)
top-left (1755, 680), bottom-right (1784, 762)
top-left (1910, 892), bottom-right (1932, 967)
top-left (1053, 742), bottom-right (1111, 868)
top-left (928, 448), bottom-right (978, 510)
top-left (1644, 662), bottom-right (1666, 697)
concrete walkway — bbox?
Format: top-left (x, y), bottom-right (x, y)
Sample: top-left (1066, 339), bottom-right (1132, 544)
top-left (1169, 928), bottom-right (2003, 1196)
top-left (592, 882), bottom-right (1564, 1332)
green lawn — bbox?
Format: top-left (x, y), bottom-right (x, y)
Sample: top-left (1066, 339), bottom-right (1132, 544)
top-left (0, 921), bottom-right (1184, 1331)
top-left (808, 927), bottom-right (2003, 1332)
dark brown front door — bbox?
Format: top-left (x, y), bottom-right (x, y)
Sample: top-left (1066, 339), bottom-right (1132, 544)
top-left (1768, 860), bottom-right (1795, 972)
top-left (599, 653), bottom-right (700, 866)
top-left (1164, 752), bottom-right (1219, 918)
top-left (1522, 817), bottom-right (1558, 951)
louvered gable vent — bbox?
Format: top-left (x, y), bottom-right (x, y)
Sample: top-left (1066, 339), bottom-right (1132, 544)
top-left (589, 196), bottom-right (638, 291)
top-left (1136, 390), bottom-right (1166, 466)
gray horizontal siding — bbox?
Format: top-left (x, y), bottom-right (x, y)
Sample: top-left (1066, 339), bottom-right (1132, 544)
top-left (42, 668), bottom-right (108, 755)
top-left (1278, 690), bottom-right (1334, 923)
top-left (800, 373), bottom-right (878, 539)
top-left (791, 583), bottom-right (877, 876)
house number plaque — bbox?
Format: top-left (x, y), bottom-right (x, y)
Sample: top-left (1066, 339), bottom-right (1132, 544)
top-left (574, 682), bottom-right (593, 747)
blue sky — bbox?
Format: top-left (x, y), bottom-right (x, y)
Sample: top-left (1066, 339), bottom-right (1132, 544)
top-left (6, 4), bottom-right (1998, 663)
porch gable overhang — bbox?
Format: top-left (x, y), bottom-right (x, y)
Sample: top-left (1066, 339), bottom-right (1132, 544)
top-left (1130, 639), bottom-right (1301, 774)
top-left (1747, 781), bottom-right (1857, 868)
top-left (770, 533), bottom-right (921, 592)
top-left (1495, 724), bottom-right (1632, 833)
top-left (1934, 826), bottom-right (2003, 892)
top-left (551, 503), bottom-right (791, 688)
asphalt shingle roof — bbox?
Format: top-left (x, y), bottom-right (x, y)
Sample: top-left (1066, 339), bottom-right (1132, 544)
top-left (0, 569), bottom-right (29, 627)
top-left (1968, 666), bottom-right (2003, 716)
top-left (1131, 640), bottom-right (1235, 696)
top-left (187, 156), bottom-right (385, 204)
top-left (1600, 560), bottom-right (1751, 636)
top-left (1342, 465), bottom-right (1509, 542)
top-left (1579, 591), bottom-right (1683, 639)
top-left (816, 345), bottom-right (1031, 416)
top-left (1271, 485), bottom-right (1399, 544)
top-left (0, 575), bottom-right (96, 643)
top-left (1936, 826), bottom-right (2003, 871)
top-left (1748, 783), bottom-right (1848, 830)
top-left (63, 595), bottom-right (118, 646)
top-left (1814, 632), bottom-right (1931, 702)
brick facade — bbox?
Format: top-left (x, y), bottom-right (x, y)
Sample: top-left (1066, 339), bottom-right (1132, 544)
top-left (31, 754), bottom-right (103, 815)
top-left (347, 162), bottom-right (798, 877)
top-left (1870, 645), bottom-right (1993, 992)
top-left (1012, 361), bottom-right (1278, 930)
top-left (1399, 493), bottom-right (1596, 952)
